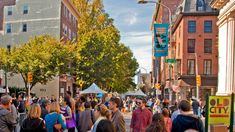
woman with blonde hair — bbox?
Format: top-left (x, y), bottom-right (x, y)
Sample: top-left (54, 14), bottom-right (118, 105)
top-left (20, 103), bottom-right (47, 132)
top-left (45, 102), bottom-right (66, 132)
top-left (91, 104), bottom-right (111, 132)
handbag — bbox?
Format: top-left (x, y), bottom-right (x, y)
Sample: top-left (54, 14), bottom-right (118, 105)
top-left (53, 113), bottom-right (63, 132)
top-left (65, 108), bottom-right (76, 129)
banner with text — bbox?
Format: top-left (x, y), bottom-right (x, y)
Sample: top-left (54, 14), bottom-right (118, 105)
top-left (154, 23), bottom-right (169, 56)
top-left (208, 96), bottom-right (231, 126)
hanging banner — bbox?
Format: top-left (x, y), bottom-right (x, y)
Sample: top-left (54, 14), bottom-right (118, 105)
top-left (208, 96), bottom-right (231, 126)
top-left (154, 23), bottom-right (169, 56)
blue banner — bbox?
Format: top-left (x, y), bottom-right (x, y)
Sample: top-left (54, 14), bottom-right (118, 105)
top-left (154, 23), bottom-right (169, 56)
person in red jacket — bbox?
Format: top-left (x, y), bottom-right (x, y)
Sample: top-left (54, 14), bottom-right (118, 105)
top-left (130, 97), bottom-right (152, 132)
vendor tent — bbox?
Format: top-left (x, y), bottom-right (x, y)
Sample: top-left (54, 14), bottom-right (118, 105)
top-left (80, 83), bottom-right (107, 94)
top-left (124, 89), bottom-right (146, 97)
top-left (134, 89), bottom-right (146, 96)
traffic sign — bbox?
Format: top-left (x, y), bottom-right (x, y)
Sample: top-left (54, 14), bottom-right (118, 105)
top-left (27, 72), bottom-right (33, 83)
top-left (196, 75), bottom-right (201, 86)
top-left (165, 59), bottom-right (177, 63)
top-left (155, 83), bottom-right (161, 89)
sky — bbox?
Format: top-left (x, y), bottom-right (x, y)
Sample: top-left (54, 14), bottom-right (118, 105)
top-left (103, 0), bottom-right (156, 73)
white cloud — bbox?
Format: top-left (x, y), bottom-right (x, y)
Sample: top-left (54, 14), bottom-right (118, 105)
top-left (124, 13), bottom-right (138, 25)
top-left (121, 31), bottom-right (152, 47)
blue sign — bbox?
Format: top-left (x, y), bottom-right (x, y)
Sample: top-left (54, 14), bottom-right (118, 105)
top-left (154, 23), bottom-right (169, 56)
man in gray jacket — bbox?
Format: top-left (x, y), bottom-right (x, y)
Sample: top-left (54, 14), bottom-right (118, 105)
top-left (109, 97), bottom-right (126, 132)
top-left (0, 95), bottom-right (17, 132)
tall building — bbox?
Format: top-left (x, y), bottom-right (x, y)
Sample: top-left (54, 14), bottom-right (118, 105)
top-left (210, 0), bottom-right (235, 95)
top-left (171, 0), bottom-right (219, 100)
top-left (0, 0), bottom-right (79, 98)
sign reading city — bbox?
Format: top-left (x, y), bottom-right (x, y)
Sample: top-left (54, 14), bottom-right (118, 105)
top-left (154, 23), bottom-right (169, 56)
top-left (208, 96), bottom-right (231, 126)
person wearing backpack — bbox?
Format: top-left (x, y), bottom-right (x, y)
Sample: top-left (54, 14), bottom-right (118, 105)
top-left (171, 100), bottom-right (204, 132)
top-left (20, 104), bottom-right (46, 132)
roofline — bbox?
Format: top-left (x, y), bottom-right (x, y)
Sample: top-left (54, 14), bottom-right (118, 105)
top-left (62, 0), bottom-right (80, 19)
top-left (172, 11), bottom-right (219, 33)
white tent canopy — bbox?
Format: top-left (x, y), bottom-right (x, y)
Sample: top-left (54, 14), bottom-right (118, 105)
top-left (80, 83), bottom-right (107, 94)
top-left (124, 89), bottom-right (146, 97)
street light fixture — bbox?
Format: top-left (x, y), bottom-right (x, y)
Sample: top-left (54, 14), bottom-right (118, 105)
top-left (138, 0), bottom-right (173, 101)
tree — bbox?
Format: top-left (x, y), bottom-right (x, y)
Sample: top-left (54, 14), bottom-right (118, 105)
top-left (10, 35), bottom-right (75, 90)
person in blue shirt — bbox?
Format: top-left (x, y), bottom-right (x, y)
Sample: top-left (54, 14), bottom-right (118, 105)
top-left (45, 102), bottom-right (66, 132)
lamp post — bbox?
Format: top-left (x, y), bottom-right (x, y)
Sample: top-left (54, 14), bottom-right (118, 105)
top-left (138, 0), bottom-right (173, 101)
top-left (5, 45), bottom-right (11, 94)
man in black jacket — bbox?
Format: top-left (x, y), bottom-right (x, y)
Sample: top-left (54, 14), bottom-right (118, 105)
top-left (171, 100), bottom-right (204, 132)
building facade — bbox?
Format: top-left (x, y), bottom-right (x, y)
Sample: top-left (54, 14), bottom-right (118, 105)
top-left (0, 0), bottom-right (79, 98)
top-left (171, 0), bottom-right (219, 100)
top-left (210, 0), bottom-right (235, 95)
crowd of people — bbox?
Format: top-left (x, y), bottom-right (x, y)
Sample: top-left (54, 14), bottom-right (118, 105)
top-left (0, 91), bottom-right (205, 132)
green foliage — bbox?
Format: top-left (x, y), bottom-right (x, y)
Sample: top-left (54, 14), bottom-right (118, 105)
top-left (73, 0), bottom-right (139, 93)
top-left (9, 35), bottom-right (74, 89)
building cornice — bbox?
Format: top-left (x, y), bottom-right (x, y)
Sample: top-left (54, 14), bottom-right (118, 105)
top-left (62, 0), bottom-right (80, 19)
top-left (210, 0), bottom-right (229, 9)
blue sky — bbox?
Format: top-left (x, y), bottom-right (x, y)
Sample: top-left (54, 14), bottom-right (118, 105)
top-left (103, 0), bottom-right (156, 73)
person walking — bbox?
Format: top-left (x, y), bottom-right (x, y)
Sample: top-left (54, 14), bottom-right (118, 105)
top-left (146, 113), bottom-right (166, 132)
top-left (171, 100), bottom-right (204, 132)
top-left (192, 98), bottom-right (200, 116)
top-left (130, 97), bottom-right (152, 132)
top-left (20, 104), bottom-right (47, 132)
top-left (162, 108), bottom-right (172, 132)
top-left (96, 119), bottom-right (116, 132)
top-left (0, 95), bottom-right (17, 132)
top-left (78, 102), bottom-right (95, 132)
top-left (45, 102), bottom-right (66, 132)
top-left (109, 97), bottom-right (126, 132)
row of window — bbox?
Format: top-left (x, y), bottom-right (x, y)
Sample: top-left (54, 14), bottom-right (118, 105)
top-left (63, 5), bottom-right (77, 26)
top-left (187, 39), bottom-right (212, 53)
top-left (62, 24), bottom-right (76, 40)
top-left (188, 20), bottom-right (212, 33)
top-left (177, 59), bottom-right (212, 75)
top-left (187, 59), bottom-right (212, 75)
top-left (7, 5), bottom-right (28, 16)
top-left (6, 23), bottom-right (27, 33)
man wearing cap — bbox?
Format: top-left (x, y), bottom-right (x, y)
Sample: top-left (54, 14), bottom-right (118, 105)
top-left (0, 95), bottom-right (17, 132)
top-left (130, 97), bottom-right (152, 132)
top-left (109, 97), bottom-right (126, 132)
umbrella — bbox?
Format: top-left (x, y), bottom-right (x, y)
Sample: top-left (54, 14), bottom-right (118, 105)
top-left (80, 83), bottom-right (107, 94)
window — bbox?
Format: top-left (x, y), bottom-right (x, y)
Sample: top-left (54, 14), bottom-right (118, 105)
top-left (204, 21), bottom-right (212, 33)
top-left (204, 59), bottom-right (212, 75)
top-left (6, 23), bottom-right (12, 33)
top-left (7, 7), bottom-right (13, 16)
top-left (23, 5), bottom-right (28, 14)
top-left (63, 24), bottom-right (67, 35)
top-left (197, 0), bottom-right (205, 11)
top-left (188, 21), bottom-right (196, 33)
top-left (187, 59), bottom-right (195, 75)
top-left (177, 59), bottom-right (181, 74)
top-left (179, 26), bottom-right (181, 38)
top-left (64, 5), bottom-right (66, 16)
top-left (204, 39), bottom-right (212, 53)
top-left (68, 29), bottom-right (71, 40)
top-left (178, 43), bottom-right (180, 56)
top-left (188, 39), bottom-right (195, 53)
top-left (22, 23), bottom-right (27, 32)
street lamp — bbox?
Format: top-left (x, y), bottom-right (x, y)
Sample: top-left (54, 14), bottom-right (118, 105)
top-left (138, 0), bottom-right (173, 101)
top-left (5, 45), bottom-right (11, 94)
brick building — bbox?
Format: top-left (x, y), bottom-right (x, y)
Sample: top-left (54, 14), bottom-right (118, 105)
top-left (170, 0), bottom-right (219, 100)
top-left (0, 0), bottom-right (79, 98)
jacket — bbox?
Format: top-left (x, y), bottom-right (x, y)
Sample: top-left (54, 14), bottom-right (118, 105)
top-left (111, 110), bottom-right (126, 132)
top-left (78, 108), bottom-right (94, 132)
top-left (45, 112), bottom-right (66, 132)
top-left (20, 118), bottom-right (47, 132)
top-left (0, 106), bottom-right (17, 132)
top-left (171, 114), bottom-right (204, 132)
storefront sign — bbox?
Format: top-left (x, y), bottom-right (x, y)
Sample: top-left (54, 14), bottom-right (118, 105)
top-left (208, 96), bottom-right (231, 126)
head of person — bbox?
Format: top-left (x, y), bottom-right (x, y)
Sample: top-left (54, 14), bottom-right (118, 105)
top-left (84, 101), bottom-right (91, 109)
top-left (96, 119), bottom-right (116, 132)
top-left (178, 100), bottom-right (191, 113)
top-left (146, 113), bottom-right (166, 132)
top-left (41, 99), bottom-right (50, 110)
top-left (28, 103), bottom-right (41, 119)
top-left (162, 108), bottom-right (170, 117)
top-left (66, 91), bottom-right (72, 98)
top-left (108, 97), bottom-right (120, 111)
top-left (94, 104), bottom-right (110, 120)
top-left (136, 97), bottom-right (147, 109)
top-left (0, 95), bottom-right (12, 110)
top-left (50, 102), bottom-right (60, 113)
top-left (63, 96), bottom-right (71, 108)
